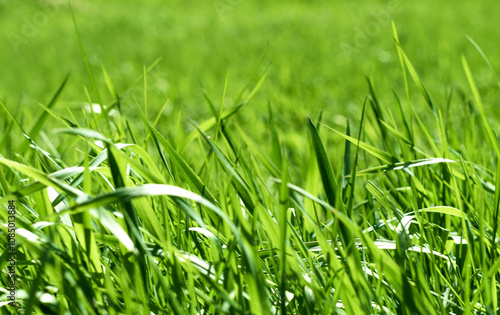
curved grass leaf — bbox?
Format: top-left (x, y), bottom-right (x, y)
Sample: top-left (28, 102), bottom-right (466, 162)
top-left (355, 158), bottom-right (455, 176)
top-left (321, 123), bottom-right (398, 164)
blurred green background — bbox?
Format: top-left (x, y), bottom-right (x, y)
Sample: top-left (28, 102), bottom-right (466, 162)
top-left (1, 0), bottom-right (499, 155)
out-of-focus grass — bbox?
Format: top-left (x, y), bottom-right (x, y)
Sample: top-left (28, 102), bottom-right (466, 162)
top-left (1, 0), bottom-right (499, 178)
top-left (1, 0), bottom-right (499, 125)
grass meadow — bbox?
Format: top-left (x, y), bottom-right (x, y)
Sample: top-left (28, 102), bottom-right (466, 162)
top-left (1, 0), bottom-right (500, 314)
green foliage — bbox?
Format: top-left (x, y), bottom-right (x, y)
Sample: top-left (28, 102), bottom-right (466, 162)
top-left (1, 3), bottom-right (500, 314)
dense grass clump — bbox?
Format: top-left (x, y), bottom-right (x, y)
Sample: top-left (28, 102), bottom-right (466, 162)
top-left (1, 22), bottom-right (500, 314)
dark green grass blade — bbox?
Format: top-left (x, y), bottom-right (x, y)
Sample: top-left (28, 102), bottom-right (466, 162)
top-left (307, 117), bottom-right (337, 207)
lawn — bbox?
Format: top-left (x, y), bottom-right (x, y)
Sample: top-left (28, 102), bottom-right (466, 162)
top-left (1, 0), bottom-right (500, 314)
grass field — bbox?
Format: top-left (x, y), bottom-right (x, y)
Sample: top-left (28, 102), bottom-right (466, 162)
top-left (1, 0), bottom-right (500, 314)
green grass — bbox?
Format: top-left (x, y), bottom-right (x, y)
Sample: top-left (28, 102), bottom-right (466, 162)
top-left (2, 1), bottom-right (500, 143)
top-left (1, 1), bottom-right (500, 314)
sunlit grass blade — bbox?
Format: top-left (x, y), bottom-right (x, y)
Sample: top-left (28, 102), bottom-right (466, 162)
top-left (321, 122), bottom-right (398, 164)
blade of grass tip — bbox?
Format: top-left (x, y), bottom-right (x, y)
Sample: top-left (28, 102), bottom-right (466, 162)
top-left (219, 71), bottom-right (229, 119)
top-left (66, 105), bottom-right (83, 129)
top-left (181, 65), bottom-right (269, 153)
top-left (393, 23), bottom-right (436, 116)
top-left (0, 98), bottom-right (31, 141)
top-left (462, 56), bottom-right (500, 157)
top-left (342, 120), bottom-right (351, 189)
top-left (366, 77), bottom-right (397, 156)
top-left (142, 98), bottom-right (171, 144)
top-left (68, 0), bottom-right (110, 134)
top-left (308, 117), bottom-right (354, 247)
top-left (417, 206), bottom-right (466, 220)
top-left (355, 158), bottom-right (455, 176)
top-left (392, 21), bottom-right (411, 107)
top-left (241, 63), bottom-right (270, 105)
top-left (378, 119), bottom-right (413, 146)
top-left (307, 117), bottom-right (337, 207)
top-left (306, 112), bottom-right (325, 229)
top-left (107, 57), bottom-right (163, 114)
top-left (19, 74), bottom-right (70, 153)
top-left (399, 48), bottom-right (436, 116)
top-left (101, 62), bottom-right (121, 113)
top-left (203, 89), bottom-right (218, 119)
top-left (466, 35), bottom-right (499, 84)
top-left (36, 102), bottom-right (78, 128)
top-left (232, 47), bottom-right (268, 106)
top-left (215, 71), bottom-right (230, 142)
top-left (315, 110), bottom-right (324, 131)
top-left (53, 128), bottom-right (111, 145)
